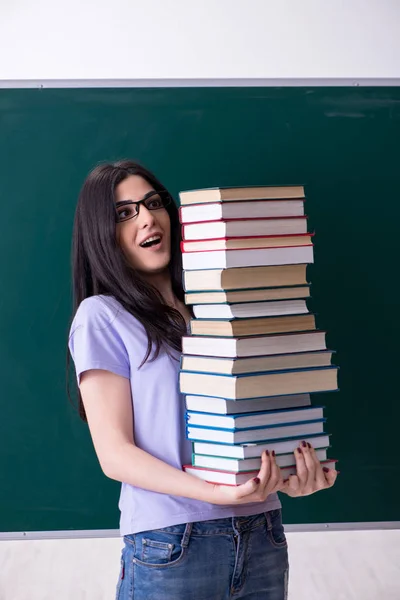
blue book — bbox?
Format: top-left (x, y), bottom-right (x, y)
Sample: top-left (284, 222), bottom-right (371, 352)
top-left (192, 433), bottom-right (331, 459)
top-left (184, 285), bottom-right (311, 307)
top-left (186, 405), bottom-right (324, 431)
top-left (186, 418), bottom-right (326, 445)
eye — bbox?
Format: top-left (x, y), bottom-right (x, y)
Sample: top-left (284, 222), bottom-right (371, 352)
top-left (117, 205), bottom-right (136, 221)
top-left (146, 195), bottom-right (164, 210)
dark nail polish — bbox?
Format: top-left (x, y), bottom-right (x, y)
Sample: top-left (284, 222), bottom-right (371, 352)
top-left (302, 440), bottom-right (307, 448)
top-left (253, 477), bottom-right (260, 484)
top-left (323, 467), bottom-right (330, 473)
top-left (272, 450), bottom-right (276, 457)
top-left (265, 449), bottom-right (270, 456)
top-left (307, 442), bottom-right (312, 448)
top-left (297, 447), bottom-right (302, 454)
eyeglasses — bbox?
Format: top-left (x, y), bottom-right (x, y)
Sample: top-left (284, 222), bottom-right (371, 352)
top-left (115, 190), bottom-right (172, 223)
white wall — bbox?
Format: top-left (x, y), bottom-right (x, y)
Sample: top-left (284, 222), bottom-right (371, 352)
top-left (0, 0), bottom-right (399, 83)
top-left (1, 531), bottom-right (400, 600)
top-left (1, 3), bottom-right (399, 597)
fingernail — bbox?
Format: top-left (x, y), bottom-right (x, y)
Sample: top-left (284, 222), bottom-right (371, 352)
top-left (272, 450), bottom-right (276, 457)
top-left (297, 447), bottom-right (302, 454)
top-left (265, 450), bottom-right (270, 456)
top-left (302, 440), bottom-right (307, 448)
top-left (323, 467), bottom-right (330, 473)
top-left (307, 442), bottom-right (312, 448)
top-left (253, 477), bottom-right (260, 484)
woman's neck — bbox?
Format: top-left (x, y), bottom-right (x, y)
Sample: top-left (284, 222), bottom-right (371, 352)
top-left (144, 269), bottom-right (191, 323)
top-left (145, 270), bottom-right (176, 308)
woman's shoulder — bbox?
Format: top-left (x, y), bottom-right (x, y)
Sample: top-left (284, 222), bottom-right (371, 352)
top-left (69, 295), bottom-right (130, 337)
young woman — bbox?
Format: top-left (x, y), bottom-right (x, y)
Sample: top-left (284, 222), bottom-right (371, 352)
top-left (68, 160), bottom-right (337, 600)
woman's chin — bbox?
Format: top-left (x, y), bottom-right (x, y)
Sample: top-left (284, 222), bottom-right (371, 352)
top-left (136, 258), bottom-right (171, 276)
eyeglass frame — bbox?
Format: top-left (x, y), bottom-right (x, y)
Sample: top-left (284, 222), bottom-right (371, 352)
top-left (115, 190), bottom-right (172, 223)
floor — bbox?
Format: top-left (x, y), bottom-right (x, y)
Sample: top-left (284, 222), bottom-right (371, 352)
top-left (0, 530), bottom-right (399, 599)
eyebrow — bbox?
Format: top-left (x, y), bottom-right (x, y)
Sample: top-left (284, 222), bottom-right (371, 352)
top-left (115, 189), bottom-right (157, 208)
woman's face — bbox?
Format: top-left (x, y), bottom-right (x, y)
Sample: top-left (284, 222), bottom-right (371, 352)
top-left (115, 175), bottom-right (171, 275)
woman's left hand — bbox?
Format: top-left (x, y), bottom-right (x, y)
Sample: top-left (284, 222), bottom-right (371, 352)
top-left (280, 441), bottom-right (338, 497)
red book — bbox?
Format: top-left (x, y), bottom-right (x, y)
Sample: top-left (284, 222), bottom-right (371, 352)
top-left (183, 460), bottom-right (338, 486)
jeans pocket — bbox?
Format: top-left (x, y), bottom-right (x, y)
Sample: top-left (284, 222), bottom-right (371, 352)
top-left (265, 509), bottom-right (288, 549)
top-left (142, 538), bottom-right (173, 564)
top-left (132, 527), bottom-right (189, 569)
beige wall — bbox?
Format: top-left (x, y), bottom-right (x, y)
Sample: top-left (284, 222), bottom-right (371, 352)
top-left (1, 530), bottom-right (399, 599)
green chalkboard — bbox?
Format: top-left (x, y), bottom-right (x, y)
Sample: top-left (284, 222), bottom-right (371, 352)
top-left (0, 87), bottom-right (399, 532)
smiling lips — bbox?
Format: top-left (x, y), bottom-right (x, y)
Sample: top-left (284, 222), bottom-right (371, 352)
top-left (139, 233), bottom-right (163, 248)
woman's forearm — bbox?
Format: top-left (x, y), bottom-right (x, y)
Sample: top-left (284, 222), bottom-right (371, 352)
top-left (102, 442), bottom-right (220, 504)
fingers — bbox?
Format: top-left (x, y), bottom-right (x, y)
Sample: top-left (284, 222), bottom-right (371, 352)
top-left (257, 449), bottom-right (271, 484)
top-left (234, 450), bottom-right (283, 501)
top-left (308, 443), bottom-right (328, 489)
top-left (281, 475), bottom-right (300, 497)
top-left (299, 441), bottom-right (317, 491)
top-left (234, 450), bottom-right (271, 500)
top-left (267, 451), bottom-right (283, 493)
top-left (234, 475), bottom-right (263, 500)
top-left (293, 446), bottom-right (308, 489)
top-left (258, 450), bottom-right (281, 496)
top-left (324, 467), bottom-right (338, 487)
top-left (230, 447), bottom-right (337, 504)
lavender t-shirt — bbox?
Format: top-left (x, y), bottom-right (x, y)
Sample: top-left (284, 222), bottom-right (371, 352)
top-left (68, 295), bottom-right (281, 535)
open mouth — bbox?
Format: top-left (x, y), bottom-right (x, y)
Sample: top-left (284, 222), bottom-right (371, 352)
top-left (139, 235), bottom-right (162, 248)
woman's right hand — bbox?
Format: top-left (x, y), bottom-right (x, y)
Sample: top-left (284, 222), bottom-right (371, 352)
top-left (209, 450), bottom-right (284, 505)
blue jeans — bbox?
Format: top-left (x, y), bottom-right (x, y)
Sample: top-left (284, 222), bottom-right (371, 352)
top-left (116, 509), bottom-right (289, 599)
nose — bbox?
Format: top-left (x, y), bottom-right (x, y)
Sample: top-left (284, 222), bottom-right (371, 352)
top-left (137, 203), bottom-right (156, 229)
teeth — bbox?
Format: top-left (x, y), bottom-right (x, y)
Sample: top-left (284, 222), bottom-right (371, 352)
top-left (140, 235), bottom-right (161, 247)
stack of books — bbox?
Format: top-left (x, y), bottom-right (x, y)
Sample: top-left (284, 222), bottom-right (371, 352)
top-left (178, 185), bottom-right (338, 485)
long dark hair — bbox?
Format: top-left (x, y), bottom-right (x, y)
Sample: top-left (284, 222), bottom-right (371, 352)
top-left (68, 160), bottom-right (186, 420)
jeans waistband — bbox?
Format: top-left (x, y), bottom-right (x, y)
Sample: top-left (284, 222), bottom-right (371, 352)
top-left (146, 510), bottom-right (279, 537)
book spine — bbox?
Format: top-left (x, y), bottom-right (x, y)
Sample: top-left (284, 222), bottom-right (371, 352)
top-left (182, 215), bottom-right (309, 226)
top-left (182, 243), bottom-right (314, 255)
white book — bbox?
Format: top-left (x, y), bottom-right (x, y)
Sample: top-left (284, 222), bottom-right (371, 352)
top-left (183, 218), bottom-right (308, 241)
top-left (185, 393), bottom-right (311, 414)
top-left (181, 351), bottom-right (333, 376)
top-left (192, 434), bottom-right (331, 459)
top-left (182, 245), bottom-right (314, 270)
top-left (192, 299), bottom-right (308, 319)
top-left (193, 448), bottom-right (328, 472)
top-left (180, 200), bottom-right (305, 223)
top-left (179, 185), bottom-right (305, 205)
top-left (182, 331), bottom-right (327, 358)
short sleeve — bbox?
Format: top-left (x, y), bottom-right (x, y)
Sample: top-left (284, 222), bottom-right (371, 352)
top-left (68, 296), bottom-right (130, 382)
